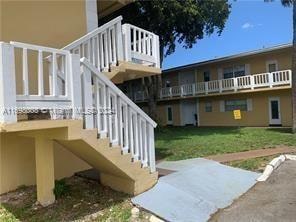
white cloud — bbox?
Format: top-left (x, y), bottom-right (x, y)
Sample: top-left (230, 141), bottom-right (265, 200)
top-left (241, 22), bottom-right (254, 29)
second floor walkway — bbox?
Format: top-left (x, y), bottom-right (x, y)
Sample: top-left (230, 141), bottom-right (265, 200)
top-left (131, 69), bottom-right (292, 102)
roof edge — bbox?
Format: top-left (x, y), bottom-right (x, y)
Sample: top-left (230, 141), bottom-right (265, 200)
top-left (163, 43), bottom-right (292, 73)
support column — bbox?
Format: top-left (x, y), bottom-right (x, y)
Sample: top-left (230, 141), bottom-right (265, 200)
top-left (35, 137), bottom-right (55, 206)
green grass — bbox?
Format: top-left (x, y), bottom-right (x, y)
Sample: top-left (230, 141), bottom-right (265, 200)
top-left (228, 155), bottom-right (278, 172)
top-left (155, 126), bottom-right (296, 161)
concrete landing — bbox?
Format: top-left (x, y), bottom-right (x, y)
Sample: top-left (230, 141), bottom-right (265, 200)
top-left (132, 158), bottom-right (259, 222)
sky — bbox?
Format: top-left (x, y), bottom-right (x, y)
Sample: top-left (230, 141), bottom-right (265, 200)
top-left (162, 0), bottom-right (292, 70)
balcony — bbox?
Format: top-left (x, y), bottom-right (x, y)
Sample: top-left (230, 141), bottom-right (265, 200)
top-left (133, 70), bottom-right (292, 102)
top-left (63, 16), bottom-right (160, 83)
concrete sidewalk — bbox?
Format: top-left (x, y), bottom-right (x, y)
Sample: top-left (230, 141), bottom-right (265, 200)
top-left (210, 160), bottom-right (296, 222)
top-left (133, 158), bottom-right (259, 222)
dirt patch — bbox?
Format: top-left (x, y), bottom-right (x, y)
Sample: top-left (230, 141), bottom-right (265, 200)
top-left (0, 176), bottom-right (153, 222)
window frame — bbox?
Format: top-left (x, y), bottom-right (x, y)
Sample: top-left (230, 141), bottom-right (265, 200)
top-left (205, 101), bottom-right (212, 112)
top-left (223, 64), bottom-right (246, 79)
top-left (203, 71), bottom-right (211, 82)
top-left (224, 99), bottom-right (248, 112)
top-left (266, 60), bottom-right (278, 73)
top-left (166, 106), bottom-right (173, 124)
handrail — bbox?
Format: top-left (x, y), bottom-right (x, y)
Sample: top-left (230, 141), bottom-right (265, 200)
top-left (10, 41), bottom-right (70, 55)
top-left (80, 58), bottom-right (157, 128)
top-left (63, 16), bottom-right (123, 51)
top-left (146, 70), bottom-right (292, 101)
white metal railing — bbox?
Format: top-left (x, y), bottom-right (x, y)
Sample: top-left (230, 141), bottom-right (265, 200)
top-left (63, 16), bottom-right (124, 72)
top-left (145, 70), bottom-right (292, 101)
top-left (0, 42), bottom-right (81, 123)
top-left (63, 16), bottom-right (160, 72)
top-left (80, 58), bottom-right (156, 172)
top-left (0, 41), bottom-right (157, 173)
top-left (122, 24), bottom-right (160, 68)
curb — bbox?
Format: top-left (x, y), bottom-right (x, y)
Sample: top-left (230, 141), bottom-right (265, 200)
top-left (257, 154), bottom-right (296, 182)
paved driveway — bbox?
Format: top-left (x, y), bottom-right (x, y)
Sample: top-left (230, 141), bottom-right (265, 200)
top-left (210, 160), bottom-right (296, 222)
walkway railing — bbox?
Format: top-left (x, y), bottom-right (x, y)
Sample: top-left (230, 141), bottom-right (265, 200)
top-left (156, 70), bottom-right (292, 100)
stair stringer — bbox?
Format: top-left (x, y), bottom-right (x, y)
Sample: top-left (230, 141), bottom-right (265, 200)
top-left (57, 127), bottom-right (158, 195)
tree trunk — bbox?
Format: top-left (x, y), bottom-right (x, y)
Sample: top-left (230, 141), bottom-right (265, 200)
top-left (292, 0), bottom-right (296, 132)
top-left (142, 44), bottom-right (164, 122)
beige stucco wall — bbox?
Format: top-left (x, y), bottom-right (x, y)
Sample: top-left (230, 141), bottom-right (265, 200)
top-left (0, 0), bottom-right (88, 94)
top-left (163, 47), bottom-right (292, 84)
top-left (198, 89), bottom-right (292, 127)
top-left (196, 48), bottom-right (292, 81)
top-left (0, 0), bottom-right (87, 47)
top-left (0, 132), bottom-right (91, 194)
top-left (140, 100), bottom-right (181, 126)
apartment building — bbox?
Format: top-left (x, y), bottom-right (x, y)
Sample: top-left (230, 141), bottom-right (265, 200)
top-left (0, 0), bottom-right (160, 206)
top-left (125, 44), bottom-right (292, 127)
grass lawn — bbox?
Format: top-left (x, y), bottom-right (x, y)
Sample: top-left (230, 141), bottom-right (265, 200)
top-left (155, 126), bottom-right (296, 161)
top-left (227, 155), bottom-right (278, 172)
top-left (0, 176), bottom-right (151, 222)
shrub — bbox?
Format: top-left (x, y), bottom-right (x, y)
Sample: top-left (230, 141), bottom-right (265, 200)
top-left (54, 179), bottom-right (70, 198)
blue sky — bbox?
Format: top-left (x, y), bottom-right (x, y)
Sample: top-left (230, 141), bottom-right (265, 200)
top-left (162, 0), bottom-right (292, 70)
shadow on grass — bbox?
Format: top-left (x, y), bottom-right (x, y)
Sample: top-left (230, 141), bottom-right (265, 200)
top-left (0, 176), bottom-right (130, 222)
top-left (265, 127), bottom-right (293, 134)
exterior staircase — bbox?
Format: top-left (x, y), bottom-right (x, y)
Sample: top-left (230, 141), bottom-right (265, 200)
top-left (0, 16), bottom-right (160, 204)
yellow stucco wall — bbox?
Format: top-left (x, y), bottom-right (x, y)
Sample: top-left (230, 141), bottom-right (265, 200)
top-left (0, 0), bottom-right (88, 94)
top-left (0, 0), bottom-right (87, 47)
top-left (140, 100), bottom-right (181, 126)
top-left (196, 48), bottom-right (292, 81)
top-left (153, 47), bottom-right (292, 127)
top-left (163, 47), bottom-right (292, 84)
top-left (198, 89), bottom-right (292, 127)
top-left (0, 132), bottom-right (91, 194)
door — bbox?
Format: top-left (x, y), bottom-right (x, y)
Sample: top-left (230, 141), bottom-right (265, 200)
top-left (181, 99), bottom-right (197, 126)
top-left (269, 97), bottom-right (281, 125)
top-left (166, 106), bottom-right (173, 125)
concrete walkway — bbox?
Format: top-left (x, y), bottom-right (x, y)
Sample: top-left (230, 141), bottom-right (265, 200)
top-left (210, 160), bottom-right (296, 222)
top-left (133, 158), bottom-right (259, 222)
top-left (206, 146), bottom-right (296, 163)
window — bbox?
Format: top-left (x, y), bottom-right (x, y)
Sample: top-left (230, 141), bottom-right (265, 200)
top-left (266, 60), bottom-right (278, 72)
top-left (234, 65), bottom-right (245, 77)
top-left (204, 71), bottom-right (210, 82)
top-left (223, 67), bottom-right (233, 79)
top-left (225, 99), bottom-right (247, 111)
top-left (167, 106), bottom-right (173, 124)
top-left (268, 63), bottom-right (277, 72)
top-left (223, 65), bottom-right (246, 79)
top-left (205, 102), bottom-right (212, 112)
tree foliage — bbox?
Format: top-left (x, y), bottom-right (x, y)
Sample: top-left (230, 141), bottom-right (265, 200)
top-left (100, 0), bottom-right (231, 65)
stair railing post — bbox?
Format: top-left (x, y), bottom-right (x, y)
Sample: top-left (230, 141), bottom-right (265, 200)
top-left (148, 124), bottom-right (156, 172)
top-left (69, 54), bottom-right (82, 119)
top-left (0, 42), bottom-right (17, 123)
top-left (122, 24), bottom-right (132, 62)
top-left (115, 21), bottom-right (124, 62)
top-left (81, 65), bottom-right (94, 129)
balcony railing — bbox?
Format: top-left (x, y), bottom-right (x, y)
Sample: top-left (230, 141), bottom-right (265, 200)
top-left (132, 70), bottom-right (292, 102)
top-left (63, 16), bottom-right (160, 72)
